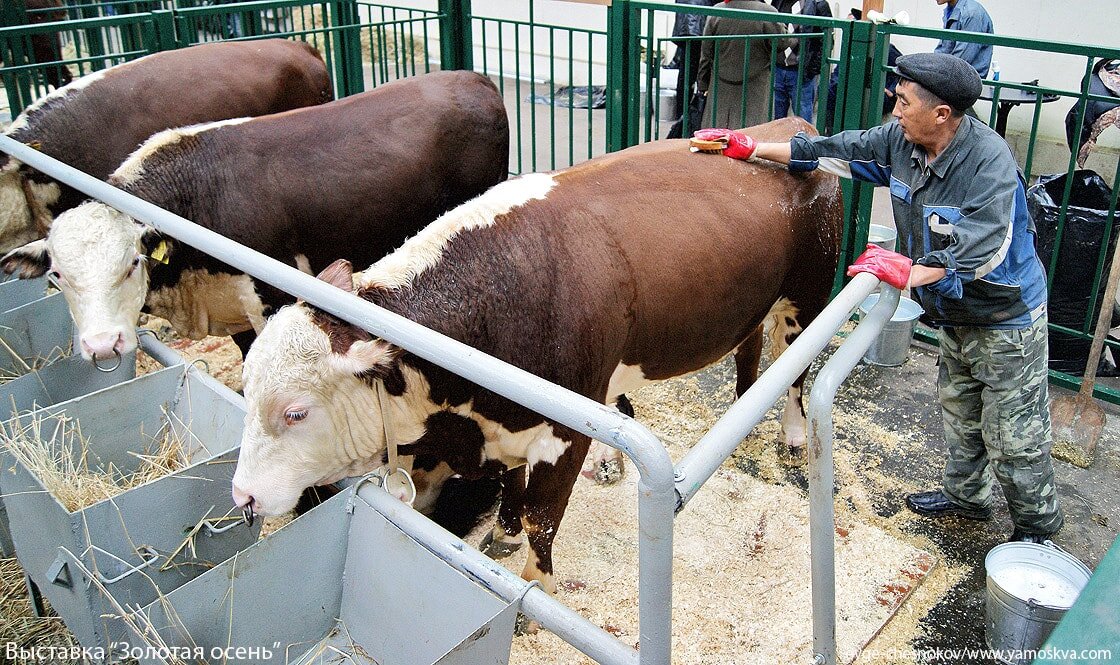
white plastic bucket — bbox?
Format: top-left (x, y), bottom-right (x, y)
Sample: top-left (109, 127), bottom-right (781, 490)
top-left (985, 541), bottom-right (1091, 664)
top-left (868, 223), bottom-right (898, 251)
top-left (858, 294), bottom-right (924, 366)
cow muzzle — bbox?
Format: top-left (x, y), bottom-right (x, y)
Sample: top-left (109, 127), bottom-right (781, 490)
top-left (80, 330), bottom-right (127, 371)
top-left (232, 483), bottom-right (257, 527)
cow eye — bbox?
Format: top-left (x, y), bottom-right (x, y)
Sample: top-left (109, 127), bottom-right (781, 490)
top-left (127, 255), bottom-right (143, 276)
top-left (284, 409), bottom-right (309, 426)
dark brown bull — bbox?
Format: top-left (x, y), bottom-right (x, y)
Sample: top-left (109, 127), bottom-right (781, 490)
top-left (0, 38), bottom-right (332, 251)
top-left (230, 117), bottom-right (842, 593)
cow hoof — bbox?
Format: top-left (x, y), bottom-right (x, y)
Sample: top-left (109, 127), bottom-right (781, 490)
top-left (515, 613), bottom-right (541, 635)
top-left (584, 459), bottom-right (623, 485)
top-left (480, 531), bottom-right (523, 559)
top-left (781, 444), bottom-right (808, 466)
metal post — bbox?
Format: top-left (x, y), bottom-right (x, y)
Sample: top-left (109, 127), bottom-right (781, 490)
top-left (148, 9), bottom-right (176, 53)
top-left (438, 0), bottom-right (472, 71)
top-left (329, 0), bottom-right (364, 97)
top-left (831, 18), bottom-right (877, 294)
top-left (806, 282), bottom-right (899, 665)
top-left (606, 0), bottom-right (640, 152)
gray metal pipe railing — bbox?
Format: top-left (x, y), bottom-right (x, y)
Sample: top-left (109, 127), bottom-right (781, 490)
top-left (0, 135), bottom-right (673, 665)
top-left (806, 284), bottom-right (899, 665)
top-left (673, 272), bottom-right (883, 508)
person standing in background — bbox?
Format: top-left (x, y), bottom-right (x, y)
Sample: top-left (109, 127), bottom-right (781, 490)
top-left (771, 0), bottom-right (832, 122)
top-left (933, 0), bottom-right (994, 78)
top-left (697, 0), bottom-right (788, 129)
top-left (670, 0), bottom-right (721, 122)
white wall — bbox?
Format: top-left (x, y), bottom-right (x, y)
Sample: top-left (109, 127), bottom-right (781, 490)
top-left (389, 1), bottom-right (1119, 173)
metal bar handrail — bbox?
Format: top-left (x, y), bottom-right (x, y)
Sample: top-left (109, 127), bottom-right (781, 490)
top-left (0, 133), bottom-right (674, 665)
top-left (630, 1), bottom-right (846, 31)
top-left (806, 282), bottom-right (900, 665)
top-left (674, 272), bottom-right (885, 508)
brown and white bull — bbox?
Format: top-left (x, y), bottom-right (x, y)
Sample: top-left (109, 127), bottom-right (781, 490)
top-left (230, 118), bottom-right (842, 591)
top-left (0, 38), bottom-right (332, 252)
top-left (0, 71), bottom-right (509, 363)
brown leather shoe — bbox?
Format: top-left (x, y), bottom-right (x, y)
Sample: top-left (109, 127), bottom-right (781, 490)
top-left (905, 490), bottom-right (992, 520)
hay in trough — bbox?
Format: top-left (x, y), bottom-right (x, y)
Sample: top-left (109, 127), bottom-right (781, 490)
top-left (0, 335), bottom-right (68, 385)
top-left (0, 408), bottom-right (189, 512)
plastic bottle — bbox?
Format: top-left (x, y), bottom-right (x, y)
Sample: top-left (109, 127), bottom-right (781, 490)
top-left (991, 61), bottom-right (1000, 81)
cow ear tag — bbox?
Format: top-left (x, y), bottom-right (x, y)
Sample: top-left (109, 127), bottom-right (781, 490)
top-left (150, 241), bottom-right (170, 264)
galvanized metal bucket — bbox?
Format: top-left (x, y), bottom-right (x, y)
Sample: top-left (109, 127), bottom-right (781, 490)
top-left (130, 483), bottom-right (523, 665)
top-left (985, 541), bottom-right (1092, 665)
top-left (0, 365), bottom-right (258, 652)
top-left (858, 294), bottom-right (924, 366)
top-left (868, 223), bottom-right (898, 251)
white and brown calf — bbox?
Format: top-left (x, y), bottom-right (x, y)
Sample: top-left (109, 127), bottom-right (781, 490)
top-left (231, 117), bottom-right (843, 592)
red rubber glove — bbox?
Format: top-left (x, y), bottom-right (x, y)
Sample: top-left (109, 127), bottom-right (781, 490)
top-left (846, 243), bottom-right (912, 290)
top-left (692, 128), bottom-right (758, 160)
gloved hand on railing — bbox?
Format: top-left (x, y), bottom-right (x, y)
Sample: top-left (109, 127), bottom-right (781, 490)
top-left (846, 243), bottom-right (912, 290)
top-left (690, 128), bottom-right (757, 160)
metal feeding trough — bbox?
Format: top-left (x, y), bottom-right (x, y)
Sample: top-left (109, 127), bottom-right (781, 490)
top-left (0, 291), bottom-right (73, 378)
top-left (131, 481), bottom-right (524, 665)
top-left (0, 365), bottom-right (259, 651)
top-left (0, 291), bottom-right (149, 557)
top-left (0, 275), bottom-right (49, 314)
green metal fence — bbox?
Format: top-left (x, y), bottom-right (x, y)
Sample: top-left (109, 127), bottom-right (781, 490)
top-left (5, 0), bottom-right (1120, 403)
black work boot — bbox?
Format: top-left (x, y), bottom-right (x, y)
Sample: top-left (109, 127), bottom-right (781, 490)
top-left (905, 490), bottom-right (992, 521)
top-left (1008, 527), bottom-right (1060, 544)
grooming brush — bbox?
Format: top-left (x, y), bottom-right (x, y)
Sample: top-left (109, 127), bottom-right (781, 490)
top-left (689, 136), bottom-right (728, 153)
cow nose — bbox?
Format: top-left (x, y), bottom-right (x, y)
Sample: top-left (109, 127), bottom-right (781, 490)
top-left (232, 484), bottom-right (257, 527)
top-left (81, 330), bottom-right (125, 360)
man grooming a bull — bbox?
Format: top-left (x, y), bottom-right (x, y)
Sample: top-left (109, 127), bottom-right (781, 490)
top-left (694, 52), bottom-right (1063, 543)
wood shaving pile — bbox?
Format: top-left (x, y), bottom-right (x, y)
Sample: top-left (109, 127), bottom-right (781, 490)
top-left (480, 352), bottom-right (946, 665)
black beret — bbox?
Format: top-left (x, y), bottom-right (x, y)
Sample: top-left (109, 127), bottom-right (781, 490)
top-left (894, 52), bottom-right (983, 112)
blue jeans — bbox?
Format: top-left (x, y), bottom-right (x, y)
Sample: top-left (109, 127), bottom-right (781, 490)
top-left (773, 68), bottom-right (818, 122)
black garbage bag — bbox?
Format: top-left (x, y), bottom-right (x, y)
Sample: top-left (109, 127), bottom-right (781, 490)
top-left (1030, 170), bottom-right (1119, 375)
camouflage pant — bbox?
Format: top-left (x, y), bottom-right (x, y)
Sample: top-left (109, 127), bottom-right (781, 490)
top-left (937, 315), bottom-right (1064, 534)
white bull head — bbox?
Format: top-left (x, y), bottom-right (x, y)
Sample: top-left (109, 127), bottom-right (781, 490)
top-left (233, 261), bottom-right (406, 518)
top-left (0, 201), bottom-right (159, 363)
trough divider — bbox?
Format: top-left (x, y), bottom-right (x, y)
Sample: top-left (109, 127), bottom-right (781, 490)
top-left (354, 480), bottom-right (642, 665)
